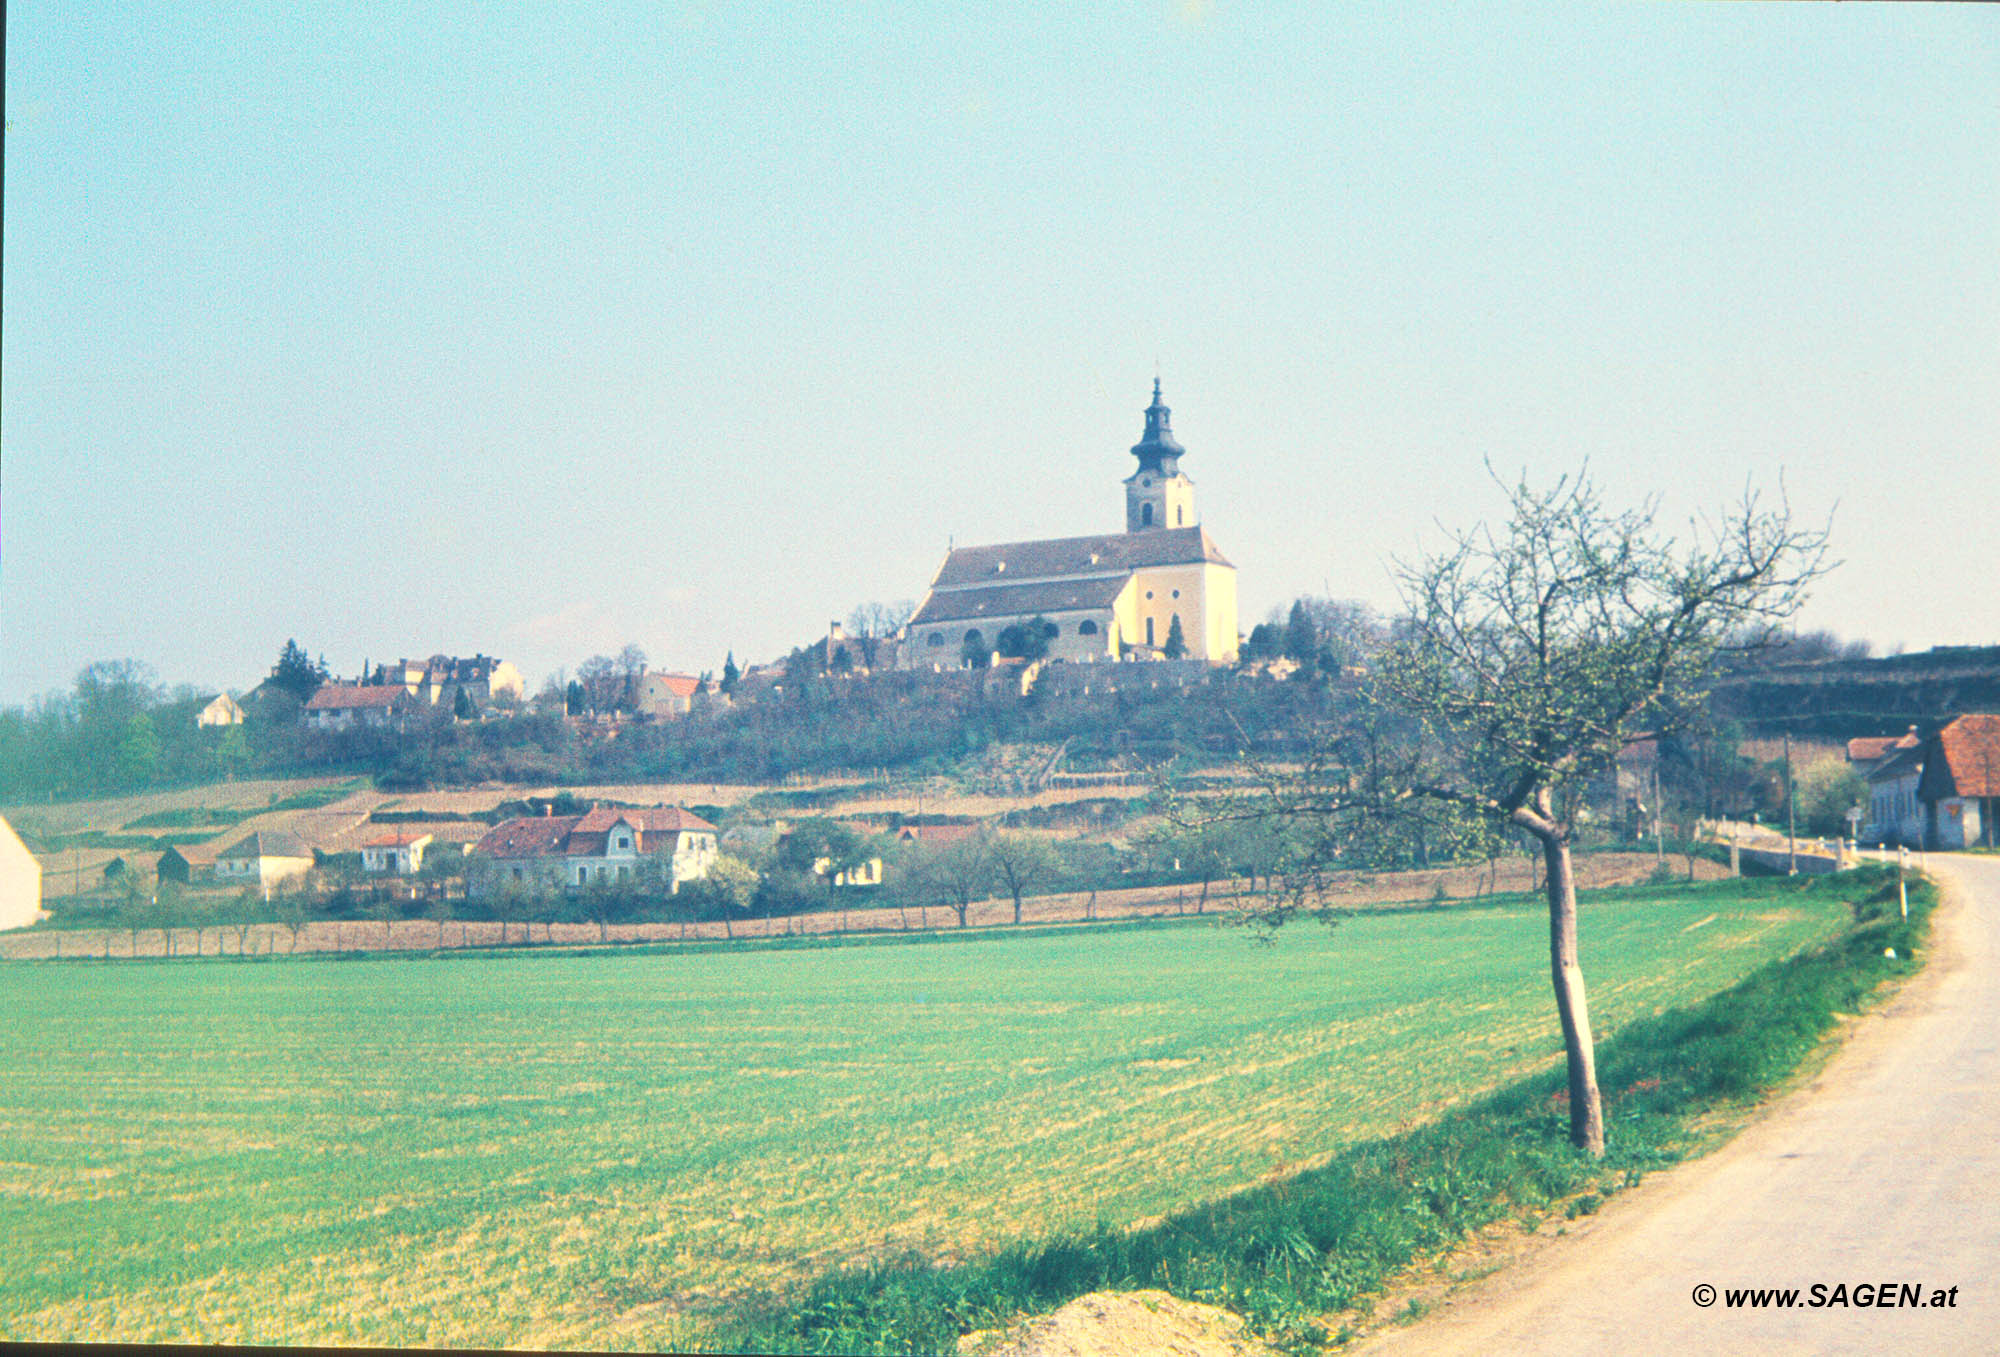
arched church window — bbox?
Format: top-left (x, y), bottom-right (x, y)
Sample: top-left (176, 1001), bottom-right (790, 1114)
top-left (927, 632), bottom-right (944, 647)
top-left (1141, 503), bottom-right (1154, 526)
top-left (1146, 618), bottom-right (1155, 646)
top-left (1078, 620), bottom-right (1098, 635)
top-left (1176, 506), bottom-right (1184, 525)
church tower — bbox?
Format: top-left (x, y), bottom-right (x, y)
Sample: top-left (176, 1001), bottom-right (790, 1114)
top-left (1124, 378), bottom-right (1197, 533)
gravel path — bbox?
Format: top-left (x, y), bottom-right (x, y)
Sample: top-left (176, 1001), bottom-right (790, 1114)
top-left (1352, 853), bottom-right (2000, 1356)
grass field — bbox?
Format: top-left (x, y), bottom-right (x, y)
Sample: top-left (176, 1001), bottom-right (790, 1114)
top-left (0, 883), bottom-right (1849, 1349)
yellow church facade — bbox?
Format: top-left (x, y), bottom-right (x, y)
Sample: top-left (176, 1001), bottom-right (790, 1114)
top-left (901, 382), bottom-right (1239, 668)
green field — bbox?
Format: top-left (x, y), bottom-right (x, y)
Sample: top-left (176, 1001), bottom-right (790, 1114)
top-left (0, 886), bottom-right (1846, 1349)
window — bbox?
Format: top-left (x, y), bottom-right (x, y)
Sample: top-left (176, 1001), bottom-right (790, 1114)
top-left (1171, 589), bottom-right (1180, 598)
top-left (928, 632), bottom-right (944, 646)
top-left (615, 834), bottom-right (630, 850)
top-left (1146, 617), bottom-right (1155, 646)
top-left (1176, 506), bottom-right (1184, 525)
top-left (1145, 590), bottom-right (1154, 600)
top-left (1141, 503), bottom-right (1154, 526)
top-left (1078, 620), bottom-right (1098, 635)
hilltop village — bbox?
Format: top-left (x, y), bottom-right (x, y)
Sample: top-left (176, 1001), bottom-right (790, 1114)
top-left (2, 383), bottom-right (1998, 937)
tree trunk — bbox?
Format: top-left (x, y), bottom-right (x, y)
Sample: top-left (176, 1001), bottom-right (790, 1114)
top-left (1012, 891), bottom-right (1023, 925)
top-left (1541, 831), bottom-right (1604, 1156)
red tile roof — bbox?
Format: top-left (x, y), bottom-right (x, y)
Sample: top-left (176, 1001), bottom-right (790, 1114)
top-left (646, 674), bottom-right (701, 699)
top-left (1923, 714), bottom-right (2000, 801)
top-left (472, 807), bottom-right (716, 860)
top-left (363, 831), bottom-right (432, 849)
top-left (575, 806), bottom-right (717, 834)
top-left (473, 816), bottom-right (583, 858)
top-left (1847, 732), bottom-right (1919, 763)
top-left (306, 683), bottom-right (407, 710)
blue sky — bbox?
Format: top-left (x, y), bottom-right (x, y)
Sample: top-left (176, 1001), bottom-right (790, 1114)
top-left (5, 3), bottom-right (1996, 704)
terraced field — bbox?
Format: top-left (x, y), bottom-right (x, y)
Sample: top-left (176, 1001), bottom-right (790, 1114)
top-left (0, 883), bottom-right (1845, 1349)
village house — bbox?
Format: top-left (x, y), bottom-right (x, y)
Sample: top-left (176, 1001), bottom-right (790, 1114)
top-left (1863, 715), bottom-right (2000, 849)
top-left (1916, 714), bottom-right (2000, 850)
top-left (467, 806), bottom-right (720, 899)
top-left (0, 814), bottom-right (45, 931)
top-left (900, 381), bottom-right (1239, 670)
top-left (304, 683), bottom-right (416, 731)
top-left (1847, 728), bottom-right (1920, 778)
top-left (635, 671), bottom-right (701, 719)
top-left (195, 693), bottom-right (246, 727)
top-left (366, 654), bottom-right (526, 709)
top-left (361, 832), bottom-right (433, 875)
top-left (815, 854), bottom-right (883, 888)
top-left (213, 830), bottom-right (316, 892)
top-left (1864, 747), bottom-right (1926, 847)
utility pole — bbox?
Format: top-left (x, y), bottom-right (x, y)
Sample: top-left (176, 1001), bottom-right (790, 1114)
top-left (1784, 732), bottom-right (1798, 875)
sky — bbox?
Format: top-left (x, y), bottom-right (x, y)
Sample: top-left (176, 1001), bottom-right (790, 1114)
top-left (4, 3), bottom-right (1996, 706)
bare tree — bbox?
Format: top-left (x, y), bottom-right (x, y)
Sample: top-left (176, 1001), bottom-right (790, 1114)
top-left (616, 644), bottom-right (650, 707)
top-left (576, 655), bottom-right (622, 714)
top-left (1248, 469), bottom-right (1828, 1155)
top-left (846, 601), bottom-right (915, 670)
top-left (902, 831), bottom-right (992, 927)
top-left (984, 830), bottom-right (1060, 925)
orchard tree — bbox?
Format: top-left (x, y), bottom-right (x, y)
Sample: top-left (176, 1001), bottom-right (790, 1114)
top-left (984, 830), bottom-right (1060, 925)
top-left (902, 831), bottom-right (991, 927)
top-left (1248, 470), bottom-right (1827, 1155)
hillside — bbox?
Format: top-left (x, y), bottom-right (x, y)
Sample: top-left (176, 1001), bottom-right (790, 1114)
top-left (1711, 644), bottom-right (2000, 737)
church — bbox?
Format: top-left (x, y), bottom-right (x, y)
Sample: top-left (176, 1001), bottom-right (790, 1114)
top-left (900, 381), bottom-right (1240, 668)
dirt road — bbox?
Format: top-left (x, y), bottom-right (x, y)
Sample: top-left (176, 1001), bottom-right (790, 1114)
top-left (1353, 854), bottom-right (2000, 1356)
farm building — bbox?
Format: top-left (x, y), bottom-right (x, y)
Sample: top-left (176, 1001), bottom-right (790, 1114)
top-left (158, 843), bottom-right (220, 884)
top-left (636, 672), bottom-right (701, 719)
top-left (304, 684), bottom-right (416, 731)
top-left (361, 832), bottom-right (433, 875)
top-left (467, 806), bottom-right (719, 899)
top-left (0, 814), bottom-right (45, 930)
top-left (1863, 714), bottom-right (2000, 849)
top-left (213, 830), bottom-right (316, 892)
top-left (1917, 714), bottom-right (2000, 849)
